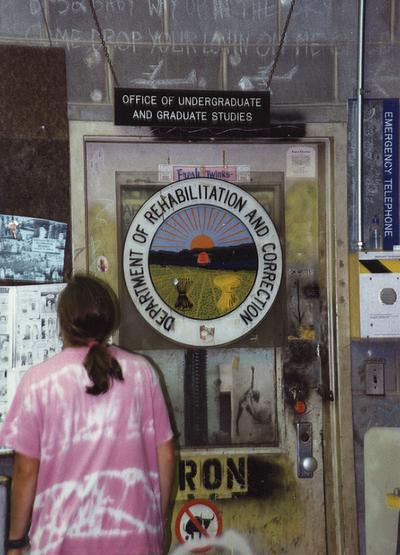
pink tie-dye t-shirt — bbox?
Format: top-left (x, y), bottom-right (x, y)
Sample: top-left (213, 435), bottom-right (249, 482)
top-left (0, 346), bottom-right (173, 555)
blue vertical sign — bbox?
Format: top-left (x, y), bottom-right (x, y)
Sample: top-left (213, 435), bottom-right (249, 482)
top-left (383, 99), bottom-right (399, 249)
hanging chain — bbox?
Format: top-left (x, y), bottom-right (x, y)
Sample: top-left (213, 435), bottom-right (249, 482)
top-left (88, 0), bottom-right (120, 88)
top-left (88, 0), bottom-right (295, 92)
top-left (266, 0), bottom-right (297, 91)
top-left (38, 0), bottom-right (53, 46)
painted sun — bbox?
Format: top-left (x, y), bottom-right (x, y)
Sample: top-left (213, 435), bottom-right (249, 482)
top-left (150, 205), bottom-right (253, 252)
top-left (191, 234), bottom-right (215, 249)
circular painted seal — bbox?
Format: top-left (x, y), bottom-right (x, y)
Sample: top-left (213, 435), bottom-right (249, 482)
top-left (123, 177), bottom-right (282, 347)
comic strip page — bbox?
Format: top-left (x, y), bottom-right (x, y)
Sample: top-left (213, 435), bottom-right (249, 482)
top-left (0, 284), bottom-right (65, 427)
top-left (0, 287), bottom-right (11, 422)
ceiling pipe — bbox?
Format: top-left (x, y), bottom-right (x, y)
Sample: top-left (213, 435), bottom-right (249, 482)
top-left (356, 0), bottom-right (366, 250)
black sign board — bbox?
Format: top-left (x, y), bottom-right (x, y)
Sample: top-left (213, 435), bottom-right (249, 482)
top-left (114, 88), bottom-right (270, 128)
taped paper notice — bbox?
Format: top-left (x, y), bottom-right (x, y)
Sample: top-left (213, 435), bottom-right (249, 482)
top-left (286, 146), bottom-right (316, 179)
top-left (158, 165), bottom-right (251, 183)
top-left (159, 164), bottom-right (173, 182)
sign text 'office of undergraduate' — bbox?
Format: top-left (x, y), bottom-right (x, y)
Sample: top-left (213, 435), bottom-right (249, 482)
top-left (114, 88), bottom-right (270, 128)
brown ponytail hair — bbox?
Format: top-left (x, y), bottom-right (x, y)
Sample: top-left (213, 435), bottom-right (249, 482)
top-left (57, 274), bottom-right (123, 395)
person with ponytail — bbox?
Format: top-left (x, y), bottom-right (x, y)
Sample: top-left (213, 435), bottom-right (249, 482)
top-left (0, 274), bottom-right (175, 555)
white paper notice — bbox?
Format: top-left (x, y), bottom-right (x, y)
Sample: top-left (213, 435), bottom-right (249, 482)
top-left (286, 146), bottom-right (316, 178)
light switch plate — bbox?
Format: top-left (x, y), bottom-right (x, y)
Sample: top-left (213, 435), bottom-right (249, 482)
top-left (366, 359), bottom-right (385, 395)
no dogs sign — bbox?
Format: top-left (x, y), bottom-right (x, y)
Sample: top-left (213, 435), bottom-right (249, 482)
top-left (175, 499), bottom-right (223, 553)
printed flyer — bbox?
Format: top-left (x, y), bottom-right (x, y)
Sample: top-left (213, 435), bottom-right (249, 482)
top-left (0, 215), bottom-right (67, 282)
top-left (0, 283), bottom-right (65, 425)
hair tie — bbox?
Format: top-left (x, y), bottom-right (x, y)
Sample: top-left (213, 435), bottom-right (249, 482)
top-left (87, 340), bottom-right (99, 349)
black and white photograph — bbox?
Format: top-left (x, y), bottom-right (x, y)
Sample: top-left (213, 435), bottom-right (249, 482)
top-left (0, 214), bottom-right (67, 282)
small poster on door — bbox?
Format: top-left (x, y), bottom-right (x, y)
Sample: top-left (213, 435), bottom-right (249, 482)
top-left (218, 352), bottom-right (276, 445)
top-left (158, 164), bottom-right (251, 183)
top-left (286, 146), bottom-right (316, 179)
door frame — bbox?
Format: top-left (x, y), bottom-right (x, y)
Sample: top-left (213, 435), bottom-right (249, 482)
top-left (69, 120), bottom-right (358, 554)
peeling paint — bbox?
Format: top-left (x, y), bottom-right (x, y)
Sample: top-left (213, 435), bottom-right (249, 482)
top-left (87, 203), bottom-right (117, 290)
top-left (285, 181), bottom-right (318, 265)
top-left (227, 455), bottom-right (305, 555)
top-left (169, 455), bottom-right (306, 555)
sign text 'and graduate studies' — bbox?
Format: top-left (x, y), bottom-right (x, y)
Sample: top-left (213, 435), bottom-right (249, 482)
top-left (114, 89), bottom-right (270, 128)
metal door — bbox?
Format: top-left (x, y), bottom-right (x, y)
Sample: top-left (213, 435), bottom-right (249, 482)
top-left (83, 137), bottom-right (330, 554)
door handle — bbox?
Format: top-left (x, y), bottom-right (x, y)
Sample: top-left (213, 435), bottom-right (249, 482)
top-left (296, 422), bottom-right (318, 478)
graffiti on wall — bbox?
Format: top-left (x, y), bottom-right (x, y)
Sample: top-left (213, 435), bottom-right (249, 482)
top-left (178, 455), bottom-right (247, 500)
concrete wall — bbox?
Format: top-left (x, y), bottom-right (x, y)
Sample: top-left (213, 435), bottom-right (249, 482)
top-left (0, 1), bottom-right (398, 123)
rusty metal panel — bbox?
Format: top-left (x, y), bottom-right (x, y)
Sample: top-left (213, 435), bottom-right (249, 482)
top-left (83, 137), bottom-right (329, 554)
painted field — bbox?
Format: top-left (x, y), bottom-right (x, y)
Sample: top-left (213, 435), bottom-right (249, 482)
top-left (149, 265), bottom-right (256, 320)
